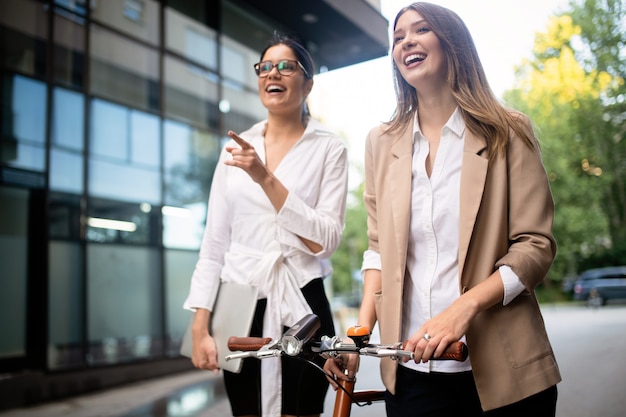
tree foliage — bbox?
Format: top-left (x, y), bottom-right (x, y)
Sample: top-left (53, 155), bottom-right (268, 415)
top-left (330, 180), bottom-right (368, 295)
top-left (503, 0), bottom-right (626, 281)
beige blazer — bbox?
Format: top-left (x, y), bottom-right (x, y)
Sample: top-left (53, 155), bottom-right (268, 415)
top-left (363, 114), bottom-right (561, 411)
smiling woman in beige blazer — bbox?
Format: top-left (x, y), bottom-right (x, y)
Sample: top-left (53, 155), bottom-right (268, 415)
top-left (325, 2), bottom-right (561, 416)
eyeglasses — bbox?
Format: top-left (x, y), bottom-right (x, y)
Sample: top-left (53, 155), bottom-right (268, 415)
top-left (253, 60), bottom-right (309, 78)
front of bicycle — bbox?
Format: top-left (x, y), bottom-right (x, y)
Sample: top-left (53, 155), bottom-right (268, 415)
top-left (226, 313), bottom-right (468, 417)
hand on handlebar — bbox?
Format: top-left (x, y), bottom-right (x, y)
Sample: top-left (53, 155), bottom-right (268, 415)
top-left (324, 353), bottom-right (360, 389)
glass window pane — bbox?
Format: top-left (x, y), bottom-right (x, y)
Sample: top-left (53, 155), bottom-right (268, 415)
top-left (164, 55), bottom-right (219, 129)
top-left (222, 84), bottom-right (265, 134)
top-left (90, 26), bottom-right (159, 112)
top-left (220, 36), bottom-right (259, 90)
top-left (87, 244), bottom-right (162, 364)
top-left (49, 240), bottom-right (84, 369)
top-left (163, 120), bottom-right (218, 204)
top-left (54, 0), bottom-right (87, 15)
top-left (50, 149), bottom-right (84, 193)
top-left (90, 99), bottom-right (128, 160)
top-left (52, 87), bottom-right (84, 151)
top-left (130, 110), bottom-right (159, 167)
top-left (0, 0), bottom-right (48, 77)
top-left (86, 198), bottom-right (156, 244)
top-left (1, 75), bottom-right (47, 171)
top-left (0, 186), bottom-right (29, 359)
top-left (166, 7), bottom-right (217, 70)
top-left (51, 87), bottom-right (85, 193)
top-left (89, 158), bottom-right (160, 203)
top-left (166, 1), bottom-right (217, 31)
top-left (53, 11), bottom-right (85, 88)
top-left (91, 0), bottom-right (159, 45)
top-left (162, 202), bottom-right (206, 250)
top-left (89, 98), bottom-right (161, 203)
top-left (164, 249), bottom-right (197, 356)
top-left (163, 120), bottom-right (217, 249)
top-left (49, 192), bottom-right (82, 240)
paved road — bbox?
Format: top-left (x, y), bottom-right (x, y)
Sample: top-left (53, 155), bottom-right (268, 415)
top-left (543, 303), bottom-right (626, 417)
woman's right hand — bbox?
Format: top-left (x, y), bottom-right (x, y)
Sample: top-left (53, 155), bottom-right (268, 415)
top-left (323, 354), bottom-right (360, 389)
top-left (191, 332), bottom-right (219, 374)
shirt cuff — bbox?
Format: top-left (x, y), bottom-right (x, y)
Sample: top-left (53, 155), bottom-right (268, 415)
top-left (499, 265), bottom-right (526, 306)
top-left (361, 249), bottom-right (381, 276)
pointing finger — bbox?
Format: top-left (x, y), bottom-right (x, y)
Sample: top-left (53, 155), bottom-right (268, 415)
top-left (227, 130), bottom-right (253, 150)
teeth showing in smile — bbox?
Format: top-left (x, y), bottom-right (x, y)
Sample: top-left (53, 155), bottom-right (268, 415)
top-left (405, 53), bottom-right (426, 65)
top-left (266, 84), bottom-right (285, 93)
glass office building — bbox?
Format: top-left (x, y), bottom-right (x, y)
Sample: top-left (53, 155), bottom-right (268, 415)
top-left (0, 0), bottom-right (388, 409)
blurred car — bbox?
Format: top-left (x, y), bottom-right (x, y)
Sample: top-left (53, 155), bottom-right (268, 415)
top-left (572, 266), bottom-right (626, 305)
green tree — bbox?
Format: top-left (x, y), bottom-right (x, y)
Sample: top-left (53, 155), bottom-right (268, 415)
top-left (569, 0), bottom-right (626, 247)
top-left (504, 0), bottom-right (625, 282)
top-left (330, 180), bottom-right (368, 296)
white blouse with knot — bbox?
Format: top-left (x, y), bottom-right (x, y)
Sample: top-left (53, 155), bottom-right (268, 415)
top-left (183, 118), bottom-right (349, 417)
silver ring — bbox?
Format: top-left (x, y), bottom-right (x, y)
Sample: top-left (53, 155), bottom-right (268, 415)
top-left (423, 333), bottom-right (431, 341)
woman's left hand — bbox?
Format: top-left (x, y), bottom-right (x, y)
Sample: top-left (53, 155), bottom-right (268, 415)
top-left (224, 130), bottom-right (269, 183)
top-left (404, 296), bottom-right (477, 363)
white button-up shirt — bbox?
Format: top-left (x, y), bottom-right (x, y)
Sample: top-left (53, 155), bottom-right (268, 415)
top-left (362, 109), bottom-right (524, 374)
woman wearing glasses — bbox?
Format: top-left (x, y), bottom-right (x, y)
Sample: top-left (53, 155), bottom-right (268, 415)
top-left (183, 32), bottom-right (348, 417)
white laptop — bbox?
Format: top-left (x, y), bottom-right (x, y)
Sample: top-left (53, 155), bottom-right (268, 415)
top-left (180, 282), bottom-right (258, 373)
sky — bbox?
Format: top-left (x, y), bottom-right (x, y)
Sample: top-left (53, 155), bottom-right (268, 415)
top-left (308, 0), bottom-right (570, 188)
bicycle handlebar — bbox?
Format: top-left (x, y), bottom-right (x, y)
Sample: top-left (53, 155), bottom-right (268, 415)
top-left (224, 314), bottom-right (468, 416)
top-left (225, 313), bottom-right (468, 363)
top-left (227, 336), bottom-right (467, 362)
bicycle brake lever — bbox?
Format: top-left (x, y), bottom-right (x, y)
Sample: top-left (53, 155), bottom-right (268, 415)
top-left (360, 346), bottom-right (413, 360)
top-left (225, 349), bottom-right (282, 361)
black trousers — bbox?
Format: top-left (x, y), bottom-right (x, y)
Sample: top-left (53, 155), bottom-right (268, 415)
top-left (385, 364), bottom-right (558, 417)
top-left (224, 278), bottom-right (334, 416)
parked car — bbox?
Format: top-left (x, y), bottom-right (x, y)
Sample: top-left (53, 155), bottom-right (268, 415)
top-left (573, 266), bottom-right (626, 305)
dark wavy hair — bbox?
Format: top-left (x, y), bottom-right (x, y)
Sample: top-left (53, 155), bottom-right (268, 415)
top-left (259, 32), bottom-right (315, 124)
top-left (387, 2), bottom-right (534, 157)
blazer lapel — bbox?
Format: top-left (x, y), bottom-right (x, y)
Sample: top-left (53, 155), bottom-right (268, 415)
top-left (459, 130), bottom-right (489, 281)
top-left (389, 123), bottom-right (414, 270)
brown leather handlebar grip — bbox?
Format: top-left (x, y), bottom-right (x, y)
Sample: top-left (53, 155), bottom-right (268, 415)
top-left (402, 340), bottom-right (469, 361)
top-left (227, 336), bottom-right (272, 352)
top-left (438, 341), bottom-right (468, 361)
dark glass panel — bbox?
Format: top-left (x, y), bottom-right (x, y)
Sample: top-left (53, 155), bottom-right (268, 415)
top-left (86, 243), bottom-right (162, 365)
top-left (0, 75), bottom-right (47, 172)
top-left (164, 249), bottom-right (197, 356)
top-left (90, 26), bottom-right (159, 112)
top-left (48, 240), bottom-right (84, 369)
top-left (86, 197), bottom-right (158, 245)
top-left (0, 0), bottom-right (48, 78)
top-left (91, 0), bottom-right (159, 46)
top-left (53, 11), bottom-right (85, 88)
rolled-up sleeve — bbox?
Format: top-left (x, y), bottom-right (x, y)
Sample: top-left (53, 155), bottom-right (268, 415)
top-left (275, 140), bottom-right (348, 258)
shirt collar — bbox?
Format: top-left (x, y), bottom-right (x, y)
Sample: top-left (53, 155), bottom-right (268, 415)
top-left (412, 106), bottom-right (466, 142)
top-left (249, 118), bottom-right (334, 140)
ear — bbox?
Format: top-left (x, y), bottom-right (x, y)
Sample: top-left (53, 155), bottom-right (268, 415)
top-left (303, 78), bottom-right (314, 97)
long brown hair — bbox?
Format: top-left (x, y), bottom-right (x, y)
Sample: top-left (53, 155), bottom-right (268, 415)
top-left (387, 2), bottom-right (534, 157)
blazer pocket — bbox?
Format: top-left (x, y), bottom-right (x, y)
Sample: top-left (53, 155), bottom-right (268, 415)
top-left (498, 300), bottom-right (554, 368)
